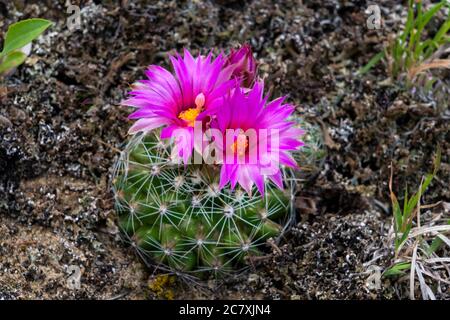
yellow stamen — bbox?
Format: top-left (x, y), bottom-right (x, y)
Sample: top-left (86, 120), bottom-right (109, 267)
top-left (178, 107), bottom-right (201, 127)
top-left (178, 93), bottom-right (205, 127)
top-left (231, 134), bottom-right (249, 156)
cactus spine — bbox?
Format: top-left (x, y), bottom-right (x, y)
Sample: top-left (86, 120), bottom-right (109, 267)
top-left (113, 131), bottom-right (299, 277)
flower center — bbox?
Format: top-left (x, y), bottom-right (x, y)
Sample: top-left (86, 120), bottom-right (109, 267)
top-left (231, 133), bottom-right (249, 156)
top-left (178, 93), bottom-right (205, 127)
top-left (178, 108), bottom-right (200, 127)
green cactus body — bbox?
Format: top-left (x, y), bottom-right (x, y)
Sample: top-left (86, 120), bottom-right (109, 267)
top-left (113, 131), bottom-right (299, 277)
top-left (294, 120), bottom-right (326, 180)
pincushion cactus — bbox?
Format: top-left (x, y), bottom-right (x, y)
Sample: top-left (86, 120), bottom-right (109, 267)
top-left (113, 131), bottom-right (299, 275)
top-left (113, 46), bottom-right (305, 277)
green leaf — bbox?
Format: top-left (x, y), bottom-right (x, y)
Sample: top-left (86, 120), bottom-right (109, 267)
top-left (0, 18), bottom-right (53, 57)
top-left (403, 187), bottom-right (408, 215)
top-left (383, 262), bottom-right (411, 277)
top-left (405, 174), bottom-right (430, 215)
top-left (414, 2), bottom-right (445, 59)
top-left (400, 0), bottom-right (415, 44)
top-left (399, 223), bottom-right (412, 246)
top-left (421, 2), bottom-right (444, 27)
top-left (416, 39), bottom-right (434, 58)
top-left (433, 19), bottom-right (450, 44)
top-left (427, 218), bottom-right (449, 255)
top-left (405, 148), bottom-right (440, 214)
top-left (408, 1), bottom-right (422, 48)
top-left (392, 194), bottom-right (402, 234)
top-left (422, 38), bottom-right (449, 60)
top-left (358, 51), bottom-right (385, 75)
top-left (0, 51), bottom-right (27, 74)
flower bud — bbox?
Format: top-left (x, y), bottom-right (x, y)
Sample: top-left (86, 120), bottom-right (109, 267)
top-left (226, 44), bottom-right (257, 87)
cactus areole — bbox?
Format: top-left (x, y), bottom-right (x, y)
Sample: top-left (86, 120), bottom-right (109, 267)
top-left (113, 47), bottom-right (304, 277)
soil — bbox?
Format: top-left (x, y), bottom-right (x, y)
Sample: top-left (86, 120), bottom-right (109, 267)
top-left (0, 0), bottom-right (449, 299)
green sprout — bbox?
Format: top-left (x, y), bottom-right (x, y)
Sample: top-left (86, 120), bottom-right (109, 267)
top-left (0, 18), bottom-right (53, 75)
top-left (389, 147), bottom-right (441, 257)
top-left (360, 0), bottom-right (450, 83)
top-left (383, 148), bottom-right (450, 300)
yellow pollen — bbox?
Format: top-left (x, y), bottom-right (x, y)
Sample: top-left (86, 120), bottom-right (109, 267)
top-left (178, 93), bottom-right (205, 127)
top-left (178, 107), bottom-right (201, 127)
top-left (231, 134), bottom-right (249, 156)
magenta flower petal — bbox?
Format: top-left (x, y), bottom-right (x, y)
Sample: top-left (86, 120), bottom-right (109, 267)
top-left (211, 81), bottom-right (304, 196)
top-left (237, 166), bottom-right (253, 194)
top-left (219, 165), bottom-right (231, 190)
top-left (269, 170), bottom-right (283, 189)
top-left (247, 165), bottom-right (265, 196)
top-left (123, 49), bottom-right (236, 162)
top-left (128, 117), bottom-right (171, 134)
top-left (171, 127), bottom-right (194, 164)
top-left (128, 108), bottom-right (154, 119)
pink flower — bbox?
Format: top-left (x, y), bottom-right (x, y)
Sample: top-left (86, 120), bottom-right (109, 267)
top-left (122, 49), bottom-right (236, 163)
top-left (211, 81), bottom-right (304, 196)
top-left (226, 44), bottom-right (257, 87)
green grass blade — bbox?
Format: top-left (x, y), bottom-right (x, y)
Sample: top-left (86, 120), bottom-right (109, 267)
top-left (416, 39), bottom-right (434, 58)
top-left (427, 219), bottom-right (450, 255)
top-left (401, 0), bottom-right (416, 44)
top-left (358, 51), bottom-right (385, 75)
top-left (420, 2), bottom-right (444, 28)
top-left (383, 262), bottom-right (412, 277)
top-left (406, 148), bottom-right (440, 214)
top-left (398, 223), bottom-right (412, 249)
top-left (409, 0), bottom-right (422, 47)
top-left (414, 2), bottom-right (446, 59)
top-left (391, 193), bottom-right (403, 233)
top-left (433, 19), bottom-right (450, 44)
top-left (427, 237), bottom-right (443, 255)
top-left (403, 187), bottom-right (408, 213)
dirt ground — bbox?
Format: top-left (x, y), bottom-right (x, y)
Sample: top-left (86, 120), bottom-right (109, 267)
top-left (0, 0), bottom-right (449, 299)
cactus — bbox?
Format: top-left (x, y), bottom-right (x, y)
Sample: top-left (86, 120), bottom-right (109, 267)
top-left (112, 131), bottom-right (299, 277)
top-left (294, 120), bottom-right (326, 180)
